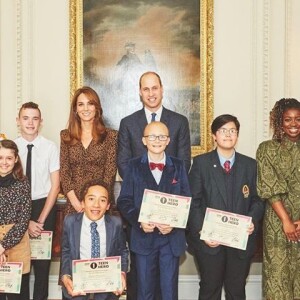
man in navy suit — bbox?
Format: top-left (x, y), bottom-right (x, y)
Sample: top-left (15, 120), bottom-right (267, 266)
top-left (117, 121), bottom-right (191, 300)
top-left (187, 114), bottom-right (265, 300)
top-left (117, 71), bottom-right (191, 300)
top-left (117, 71), bottom-right (191, 178)
top-left (60, 180), bottom-right (128, 300)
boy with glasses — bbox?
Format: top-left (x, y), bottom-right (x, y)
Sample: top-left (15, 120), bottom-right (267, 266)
top-left (117, 121), bottom-right (190, 300)
top-left (187, 114), bottom-right (265, 300)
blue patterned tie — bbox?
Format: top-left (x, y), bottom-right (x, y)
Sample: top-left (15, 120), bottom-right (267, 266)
top-left (90, 222), bottom-right (100, 258)
top-left (151, 113), bottom-right (156, 122)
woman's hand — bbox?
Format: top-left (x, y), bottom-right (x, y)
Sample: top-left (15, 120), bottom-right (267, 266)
top-left (282, 219), bottom-right (298, 242)
top-left (140, 222), bottom-right (155, 233)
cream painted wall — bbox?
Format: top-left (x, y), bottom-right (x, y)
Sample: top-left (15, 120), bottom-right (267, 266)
top-left (1, 0), bottom-right (300, 298)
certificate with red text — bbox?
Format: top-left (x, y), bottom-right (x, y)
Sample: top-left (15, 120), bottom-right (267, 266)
top-left (138, 189), bottom-right (191, 229)
top-left (0, 262), bottom-right (23, 293)
top-left (30, 231), bottom-right (53, 260)
top-left (200, 208), bottom-right (252, 250)
top-left (72, 256), bottom-right (122, 293)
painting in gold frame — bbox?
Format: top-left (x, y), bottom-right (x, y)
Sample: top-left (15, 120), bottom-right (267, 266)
top-left (69, 0), bottom-right (214, 156)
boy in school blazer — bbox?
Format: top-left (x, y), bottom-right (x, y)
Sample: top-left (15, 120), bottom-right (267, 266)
top-left (187, 114), bottom-right (265, 300)
top-left (117, 121), bottom-right (191, 300)
top-left (61, 180), bottom-right (128, 300)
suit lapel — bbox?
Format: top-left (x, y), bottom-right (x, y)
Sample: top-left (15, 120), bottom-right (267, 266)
top-left (74, 213), bottom-right (83, 259)
top-left (140, 154), bottom-right (159, 189)
top-left (210, 150), bottom-right (228, 206)
top-left (137, 109), bottom-right (148, 132)
top-left (105, 215), bottom-right (113, 256)
top-left (159, 156), bottom-right (175, 193)
top-left (232, 153), bottom-right (243, 208)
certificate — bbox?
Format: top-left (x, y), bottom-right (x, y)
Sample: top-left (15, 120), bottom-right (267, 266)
top-left (72, 256), bottom-right (122, 293)
top-left (0, 262), bottom-right (23, 294)
top-left (200, 208), bottom-right (252, 250)
top-left (138, 189), bottom-right (192, 228)
top-left (30, 231), bottom-right (53, 260)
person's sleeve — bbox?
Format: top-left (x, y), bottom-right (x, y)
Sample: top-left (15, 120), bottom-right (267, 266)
top-left (177, 116), bottom-right (191, 173)
top-left (103, 130), bottom-right (118, 199)
top-left (116, 217), bottom-right (129, 273)
top-left (0, 181), bottom-right (31, 250)
top-left (60, 216), bottom-right (72, 277)
top-left (117, 161), bottom-right (140, 228)
top-left (117, 119), bottom-right (132, 179)
top-left (186, 157), bottom-right (205, 249)
top-left (256, 142), bottom-right (287, 205)
top-left (60, 131), bottom-right (74, 195)
top-left (49, 142), bottom-right (60, 173)
top-left (247, 161), bottom-right (265, 232)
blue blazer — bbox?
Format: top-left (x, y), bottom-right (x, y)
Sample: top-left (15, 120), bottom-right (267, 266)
top-left (117, 107), bottom-right (191, 178)
top-left (187, 150), bottom-right (265, 258)
top-left (117, 153), bottom-right (191, 257)
top-left (61, 213), bottom-right (128, 300)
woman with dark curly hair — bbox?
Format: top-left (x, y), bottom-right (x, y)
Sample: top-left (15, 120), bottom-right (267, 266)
top-left (60, 86), bottom-right (117, 216)
top-left (0, 139), bottom-right (31, 300)
top-left (256, 98), bottom-right (300, 300)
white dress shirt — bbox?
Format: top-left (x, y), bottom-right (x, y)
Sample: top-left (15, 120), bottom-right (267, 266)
top-left (15, 135), bottom-right (60, 200)
top-left (148, 152), bottom-right (166, 185)
top-left (144, 106), bottom-right (163, 124)
top-left (80, 214), bottom-right (107, 259)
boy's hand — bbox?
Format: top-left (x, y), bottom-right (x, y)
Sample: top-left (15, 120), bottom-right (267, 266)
top-left (247, 222), bottom-right (255, 235)
top-left (61, 275), bottom-right (86, 297)
top-left (0, 253), bottom-right (6, 266)
top-left (156, 224), bottom-right (173, 235)
top-left (140, 222), bottom-right (155, 233)
top-left (204, 240), bottom-right (220, 248)
top-left (113, 272), bottom-right (126, 296)
top-left (28, 220), bottom-right (44, 237)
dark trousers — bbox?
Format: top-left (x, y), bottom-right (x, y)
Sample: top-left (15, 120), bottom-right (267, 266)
top-left (126, 225), bottom-right (162, 300)
top-left (194, 246), bottom-right (252, 300)
top-left (135, 235), bottom-right (179, 300)
top-left (30, 198), bottom-right (56, 300)
top-left (0, 273), bottom-right (30, 300)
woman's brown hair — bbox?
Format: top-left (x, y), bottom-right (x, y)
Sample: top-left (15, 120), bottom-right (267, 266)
top-left (0, 139), bottom-right (25, 180)
top-left (63, 86), bottom-right (107, 144)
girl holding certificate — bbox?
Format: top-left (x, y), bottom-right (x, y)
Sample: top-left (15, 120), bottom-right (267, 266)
top-left (0, 139), bottom-right (31, 300)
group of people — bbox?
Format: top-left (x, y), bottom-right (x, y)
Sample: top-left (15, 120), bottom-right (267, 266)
top-left (0, 71), bottom-right (299, 300)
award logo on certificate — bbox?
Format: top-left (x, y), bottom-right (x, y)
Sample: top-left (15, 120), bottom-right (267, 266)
top-left (138, 189), bottom-right (191, 228)
top-left (200, 208), bottom-right (252, 250)
top-left (72, 256), bottom-right (122, 293)
top-left (30, 231), bottom-right (53, 260)
top-left (0, 262), bottom-right (23, 294)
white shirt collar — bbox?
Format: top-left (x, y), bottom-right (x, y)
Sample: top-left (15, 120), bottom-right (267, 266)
top-left (144, 106), bottom-right (163, 123)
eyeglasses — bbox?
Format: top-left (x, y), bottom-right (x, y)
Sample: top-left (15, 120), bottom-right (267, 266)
top-left (217, 128), bottom-right (238, 136)
top-left (144, 135), bottom-right (169, 141)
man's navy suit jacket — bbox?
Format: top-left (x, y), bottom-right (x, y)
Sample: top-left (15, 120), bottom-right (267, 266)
top-left (61, 213), bottom-right (128, 300)
top-left (117, 107), bottom-right (191, 178)
top-left (187, 150), bottom-right (265, 258)
top-left (117, 153), bottom-right (191, 257)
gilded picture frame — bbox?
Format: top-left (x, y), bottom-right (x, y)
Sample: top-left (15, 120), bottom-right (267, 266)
top-left (69, 0), bottom-right (214, 156)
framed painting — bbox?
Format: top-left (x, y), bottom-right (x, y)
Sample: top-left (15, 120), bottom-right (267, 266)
top-left (69, 0), bottom-right (214, 156)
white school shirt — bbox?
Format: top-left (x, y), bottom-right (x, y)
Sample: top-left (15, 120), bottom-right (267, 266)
top-left (15, 135), bottom-right (60, 200)
top-left (148, 152), bottom-right (166, 185)
top-left (80, 214), bottom-right (107, 259)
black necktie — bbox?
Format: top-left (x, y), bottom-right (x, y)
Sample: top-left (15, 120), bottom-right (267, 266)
top-left (151, 113), bottom-right (156, 122)
top-left (26, 144), bottom-right (34, 186)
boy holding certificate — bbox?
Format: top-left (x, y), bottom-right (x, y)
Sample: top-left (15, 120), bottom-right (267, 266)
top-left (15, 102), bottom-right (60, 300)
top-left (117, 121), bottom-right (191, 300)
top-left (61, 179), bottom-right (128, 300)
top-left (187, 114), bottom-right (265, 300)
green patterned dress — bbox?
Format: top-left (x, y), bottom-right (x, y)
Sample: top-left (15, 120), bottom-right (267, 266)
top-left (256, 137), bottom-right (300, 300)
